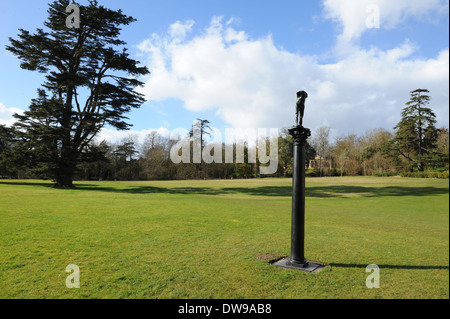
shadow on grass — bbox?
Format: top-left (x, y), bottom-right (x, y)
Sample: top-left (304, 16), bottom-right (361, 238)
top-left (0, 180), bottom-right (448, 198)
top-left (0, 180), bottom-right (55, 188)
top-left (330, 263), bottom-right (449, 270)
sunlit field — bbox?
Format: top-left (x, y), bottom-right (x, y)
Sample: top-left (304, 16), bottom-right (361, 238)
top-left (0, 177), bottom-right (448, 299)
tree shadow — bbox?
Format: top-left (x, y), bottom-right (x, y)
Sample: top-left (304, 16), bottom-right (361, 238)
top-left (76, 184), bottom-right (224, 195)
top-left (217, 185), bottom-right (448, 198)
top-left (0, 180), bottom-right (55, 188)
top-left (329, 263), bottom-right (449, 270)
top-left (306, 185), bottom-right (449, 198)
top-left (0, 181), bottom-right (448, 198)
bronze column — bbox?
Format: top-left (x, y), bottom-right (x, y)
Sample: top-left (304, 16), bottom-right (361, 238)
top-left (287, 126), bottom-right (310, 267)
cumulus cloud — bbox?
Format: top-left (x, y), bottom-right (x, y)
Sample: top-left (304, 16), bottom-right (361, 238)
top-left (95, 128), bottom-right (141, 145)
top-left (169, 19), bottom-right (195, 41)
top-left (0, 102), bottom-right (23, 127)
top-left (96, 127), bottom-right (171, 145)
top-left (137, 17), bottom-right (323, 129)
top-left (136, 16), bottom-right (449, 137)
top-left (322, 0), bottom-right (449, 51)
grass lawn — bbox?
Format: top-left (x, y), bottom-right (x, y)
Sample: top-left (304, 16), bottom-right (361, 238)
top-left (0, 176), bottom-right (448, 299)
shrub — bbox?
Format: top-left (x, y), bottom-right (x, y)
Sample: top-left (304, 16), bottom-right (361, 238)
top-left (329, 168), bottom-right (342, 176)
top-left (305, 168), bottom-right (320, 177)
top-left (372, 172), bottom-right (397, 177)
top-left (400, 171), bottom-right (449, 179)
top-left (437, 171), bottom-right (449, 179)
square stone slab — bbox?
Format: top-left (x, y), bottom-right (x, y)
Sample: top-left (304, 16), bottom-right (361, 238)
top-left (273, 258), bottom-right (326, 273)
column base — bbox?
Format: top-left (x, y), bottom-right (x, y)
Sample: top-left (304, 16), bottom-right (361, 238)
top-left (273, 258), bottom-right (326, 273)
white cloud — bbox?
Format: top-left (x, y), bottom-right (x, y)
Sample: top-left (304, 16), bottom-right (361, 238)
top-left (137, 17), bottom-right (319, 129)
top-left (0, 102), bottom-right (23, 127)
top-left (136, 16), bottom-right (449, 137)
top-left (96, 127), bottom-right (171, 145)
top-left (322, 0), bottom-right (449, 51)
top-left (169, 20), bottom-right (195, 41)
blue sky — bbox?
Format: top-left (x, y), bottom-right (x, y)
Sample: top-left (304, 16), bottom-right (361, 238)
top-left (0, 0), bottom-right (448, 143)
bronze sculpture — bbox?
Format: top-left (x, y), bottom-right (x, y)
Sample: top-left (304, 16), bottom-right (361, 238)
top-left (296, 90), bottom-right (308, 127)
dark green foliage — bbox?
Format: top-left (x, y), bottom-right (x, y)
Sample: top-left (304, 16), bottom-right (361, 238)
top-left (277, 132), bottom-right (316, 177)
top-left (0, 125), bottom-right (16, 178)
top-left (6, 0), bottom-right (149, 187)
top-left (189, 119), bottom-right (212, 147)
top-left (392, 88), bottom-right (438, 172)
top-left (0, 125), bottom-right (31, 178)
top-left (0, 125), bottom-right (14, 160)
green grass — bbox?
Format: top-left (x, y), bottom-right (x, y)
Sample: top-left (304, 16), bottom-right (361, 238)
top-left (0, 177), bottom-right (448, 299)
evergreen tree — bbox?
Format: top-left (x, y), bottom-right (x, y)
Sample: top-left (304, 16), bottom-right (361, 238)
top-left (189, 119), bottom-right (212, 174)
top-left (0, 125), bottom-right (16, 177)
top-left (189, 119), bottom-right (212, 148)
top-left (6, 0), bottom-right (149, 187)
top-left (0, 125), bottom-right (30, 178)
top-left (393, 89), bottom-right (438, 172)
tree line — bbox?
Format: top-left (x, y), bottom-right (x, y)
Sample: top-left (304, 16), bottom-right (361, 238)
top-left (1, 96), bottom-right (448, 181)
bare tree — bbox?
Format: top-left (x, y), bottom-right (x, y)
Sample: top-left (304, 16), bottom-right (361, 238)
top-left (436, 128), bottom-right (449, 156)
top-left (311, 126), bottom-right (331, 176)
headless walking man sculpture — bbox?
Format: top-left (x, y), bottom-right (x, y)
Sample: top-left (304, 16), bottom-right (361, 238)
top-left (296, 90), bottom-right (308, 127)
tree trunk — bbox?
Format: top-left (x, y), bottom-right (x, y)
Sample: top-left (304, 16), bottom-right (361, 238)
top-left (319, 157), bottom-right (322, 177)
top-left (55, 148), bottom-right (77, 188)
top-left (55, 168), bottom-right (75, 188)
top-left (418, 161), bottom-right (424, 172)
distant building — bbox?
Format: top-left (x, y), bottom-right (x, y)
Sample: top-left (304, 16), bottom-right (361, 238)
top-left (308, 155), bottom-right (332, 169)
